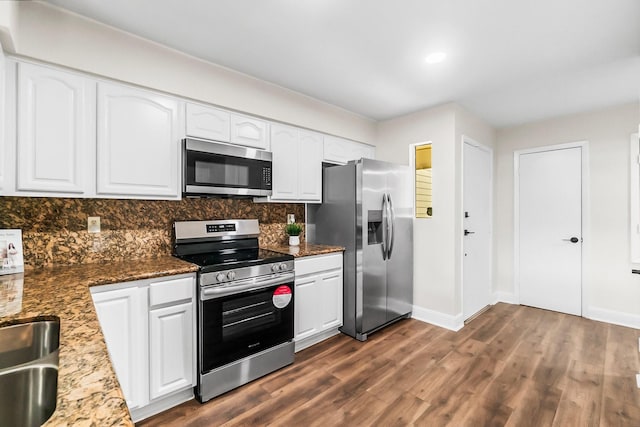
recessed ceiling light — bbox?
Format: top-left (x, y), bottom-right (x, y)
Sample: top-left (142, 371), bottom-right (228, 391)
top-left (425, 52), bottom-right (447, 64)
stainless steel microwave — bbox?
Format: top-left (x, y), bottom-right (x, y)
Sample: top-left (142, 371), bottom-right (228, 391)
top-left (182, 138), bottom-right (272, 197)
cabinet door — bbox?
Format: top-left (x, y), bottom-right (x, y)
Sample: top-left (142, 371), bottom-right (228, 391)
top-left (91, 287), bottom-right (147, 410)
top-left (270, 125), bottom-right (299, 200)
top-left (185, 103), bottom-right (230, 142)
top-left (354, 143), bottom-right (375, 160)
top-left (149, 302), bottom-right (194, 400)
top-left (97, 82), bottom-right (180, 198)
top-left (323, 135), bottom-right (351, 165)
top-left (230, 114), bottom-right (269, 149)
top-left (297, 131), bottom-right (323, 202)
top-left (319, 271), bottom-right (343, 331)
top-left (17, 62), bottom-right (94, 194)
top-left (294, 275), bottom-right (319, 341)
top-left (324, 135), bottom-right (375, 164)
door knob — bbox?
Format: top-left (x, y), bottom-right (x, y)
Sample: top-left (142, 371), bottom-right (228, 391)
top-left (464, 229), bottom-right (475, 236)
top-left (562, 237), bottom-right (580, 243)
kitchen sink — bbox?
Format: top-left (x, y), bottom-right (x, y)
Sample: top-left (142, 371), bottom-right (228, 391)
top-left (0, 317), bottom-right (60, 427)
top-left (0, 316), bottom-right (60, 369)
top-left (0, 365), bottom-right (59, 426)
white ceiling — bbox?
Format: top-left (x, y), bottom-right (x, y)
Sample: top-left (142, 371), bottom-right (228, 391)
top-left (44, 0), bottom-right (639, 128)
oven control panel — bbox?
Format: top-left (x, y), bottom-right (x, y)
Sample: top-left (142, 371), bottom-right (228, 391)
top-left (207, 223), bottom-right (236, 233)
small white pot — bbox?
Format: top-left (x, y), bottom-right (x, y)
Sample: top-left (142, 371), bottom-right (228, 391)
top-left (289, 235), bottom-right (300, 246)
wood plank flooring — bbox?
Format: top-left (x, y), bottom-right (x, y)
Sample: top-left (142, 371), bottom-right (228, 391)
top-left (138, 304), bottom-right (640, 426)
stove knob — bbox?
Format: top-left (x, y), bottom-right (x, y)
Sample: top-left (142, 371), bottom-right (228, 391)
top-left (216, 273), bottom-right (226, 282)
top-left (271, 264), bottom-right (279, 273)
top-left (279, 263), bottom-right (288, 271)
top-left (227, 271), bottom-right (236, 281)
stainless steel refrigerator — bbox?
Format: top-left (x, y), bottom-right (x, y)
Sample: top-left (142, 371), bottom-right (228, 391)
top-left (313, 158), bottom-right (413, 341)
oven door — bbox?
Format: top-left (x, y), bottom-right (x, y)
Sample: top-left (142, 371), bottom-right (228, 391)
top-left (199, 274), bottom-right (294, 373)
top-left (183, 138), bottom-right (272, 197)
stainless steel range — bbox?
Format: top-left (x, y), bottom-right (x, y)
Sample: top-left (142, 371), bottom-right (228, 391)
top-left (172, 219), bottom-right (294, 403)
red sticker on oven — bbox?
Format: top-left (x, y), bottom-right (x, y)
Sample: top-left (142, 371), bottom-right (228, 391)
top-left (272, 285), bottom-right (292, 308)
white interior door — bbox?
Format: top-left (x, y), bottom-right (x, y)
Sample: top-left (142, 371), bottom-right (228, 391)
top-left (463, 141), bottom-right (493, 320)
top-left (517, 146), bottom-right (583, 316)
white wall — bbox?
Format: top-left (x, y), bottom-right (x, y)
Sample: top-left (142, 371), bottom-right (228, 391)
top-left (495, 103), bottom-right (640, 326)
top-left (4, 1), bottom-right (375, 143)
top-left (376, 103), bottom-right (495, 328)
top-left (0, 2), bottom-right (16, 51)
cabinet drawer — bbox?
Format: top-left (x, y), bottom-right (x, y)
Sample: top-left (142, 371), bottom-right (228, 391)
top-left (295, 253), bottom-right (342, 277)
top-left (149, 276), bottom-right (194, 307)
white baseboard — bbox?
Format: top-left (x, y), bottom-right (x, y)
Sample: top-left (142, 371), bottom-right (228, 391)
top-left (494, 291), bottom-right (518, 304)
top-left (586, 306), bottom-right (640, 330)
top-left (294, 327), bottom-right (341, 352)
top-left (132, 388), bottom-right (194, 423)
top-left (412, 305), bottom-right (464, 331)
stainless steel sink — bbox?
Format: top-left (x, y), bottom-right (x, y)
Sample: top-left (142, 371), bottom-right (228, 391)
top-left (0, 365), bottom-right (58, 426)
top-left (0, 317), bottom-right (60, 427)
top-left (0, 317), bottom-right (60, 369)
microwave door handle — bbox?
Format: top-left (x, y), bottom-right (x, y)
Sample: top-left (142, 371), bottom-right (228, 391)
top-left (201, 272), bottom-right (294, 300)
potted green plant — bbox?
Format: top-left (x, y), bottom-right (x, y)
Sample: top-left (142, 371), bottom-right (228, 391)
top-left (285, 223), bottom-right (303, 246)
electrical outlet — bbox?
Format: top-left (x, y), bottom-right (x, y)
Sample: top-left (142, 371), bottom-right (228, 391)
top-left (287, 214), bottom-right (295, 224)
top-left (88, 216), bottom-right (101, 233)
top-left (637, 373), bottom-right (640, 389)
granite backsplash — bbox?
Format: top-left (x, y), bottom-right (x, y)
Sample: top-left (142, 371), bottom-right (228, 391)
top-left (0, 197), bottom-right (305, 268)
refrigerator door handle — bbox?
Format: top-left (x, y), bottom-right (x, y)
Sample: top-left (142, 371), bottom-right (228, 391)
top-left (387, 193), bottom-right (395, 259)
top-left (381, 193), bottom-right (388, 260)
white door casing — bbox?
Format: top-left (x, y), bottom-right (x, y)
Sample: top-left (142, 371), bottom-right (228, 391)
top-left (515, 143), bottom-right (586, 316)
top-left (462, 138), bottom-right (493, 320)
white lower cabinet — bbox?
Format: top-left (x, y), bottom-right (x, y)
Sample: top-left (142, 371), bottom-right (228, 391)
top-left (91, 286), bottom-right (147, 411)
top-left (91, 273), bottom-right (196, 422)
top-left (149, 301), bottom-right (193, 399)
top-left (294, 253), bottom-right (343, 352)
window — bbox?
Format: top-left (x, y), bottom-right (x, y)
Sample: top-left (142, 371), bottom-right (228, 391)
top-left (414, 143), bottom-right (432, 218)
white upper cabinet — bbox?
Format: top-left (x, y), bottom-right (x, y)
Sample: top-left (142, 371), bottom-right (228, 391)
top-left (230, 113), bottom-right (269, 149)
top-left (270, 124), bottom-right (322, 203)
top-left (323, 135), bottom-right (375, 165)
top-left (271, 125), bottom-right (298, 200)
top-left (16, 62), bottom-right (95, 194)
top-left (297, 131), bottom-right (323, 201)
top-left (97, 82), bottom-right (181, 198)
top-left (185, 103), bottom-right (230, 142)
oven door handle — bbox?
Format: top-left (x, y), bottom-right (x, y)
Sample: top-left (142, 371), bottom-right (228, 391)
top-left (201, 273), bottom-right (294, 300)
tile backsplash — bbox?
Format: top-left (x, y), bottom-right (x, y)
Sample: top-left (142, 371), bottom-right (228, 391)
top-left (0, 197), bottom-right (305, 268)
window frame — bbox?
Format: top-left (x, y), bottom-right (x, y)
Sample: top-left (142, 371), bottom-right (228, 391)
top-left (630, 132), bottom-right (640, 268)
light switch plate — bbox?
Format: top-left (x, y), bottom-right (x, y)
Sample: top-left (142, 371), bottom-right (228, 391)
top-left (88, 216), bottom-right (101, 233)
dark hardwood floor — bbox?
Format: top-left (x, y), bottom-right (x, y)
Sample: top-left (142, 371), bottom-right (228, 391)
top-left (138, 303), bottom-right (640, 426)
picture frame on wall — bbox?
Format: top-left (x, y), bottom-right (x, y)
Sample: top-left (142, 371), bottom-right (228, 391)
top-left (0, 229), bottom-right (24, 275)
